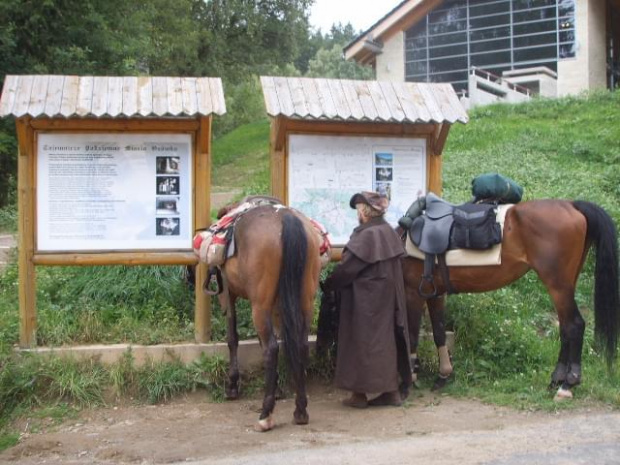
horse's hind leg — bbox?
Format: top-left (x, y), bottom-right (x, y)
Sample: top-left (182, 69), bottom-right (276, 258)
top-left (224, 295), bottom-right (240, 400)
top-left (428, 295), bottom-right (453, 390)
top-left (292, 324), bottom-right (310, 425)
top-left (255, 321), bottom-right (279, 432)
top-left (406, 286), bottom-right (424, 384)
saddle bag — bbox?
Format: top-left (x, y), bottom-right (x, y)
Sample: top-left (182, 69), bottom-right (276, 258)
top-left (451, 203), bottom-right (501, 250)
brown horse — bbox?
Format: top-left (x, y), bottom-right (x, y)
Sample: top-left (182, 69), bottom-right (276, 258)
top-left (216, 203), bottom-right (322, 432)
top-left (402, 200), bottom-right (619, 399)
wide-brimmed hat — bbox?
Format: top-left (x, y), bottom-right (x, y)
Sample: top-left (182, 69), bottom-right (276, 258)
top-left (349, 191), bottom-right (389, 215)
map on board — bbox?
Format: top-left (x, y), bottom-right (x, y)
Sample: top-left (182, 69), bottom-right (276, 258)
top-left (288, 135), bottom-right (426, 245)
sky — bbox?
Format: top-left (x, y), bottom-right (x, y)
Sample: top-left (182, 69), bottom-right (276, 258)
top-left (309, 0), bottom-right (403, 34)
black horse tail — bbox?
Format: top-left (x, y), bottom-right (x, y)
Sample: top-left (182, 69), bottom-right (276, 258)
top-left (573, 201), bottom-right (619, 364)
top-left (278, 211), bottom-right (309, 387)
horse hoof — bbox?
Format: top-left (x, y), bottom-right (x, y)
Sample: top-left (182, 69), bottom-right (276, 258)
top-left (553, 387), bottom-right (573, 401)
top-left (254, 416), bottom-right (276, 432)
top-left (293, 411), bottom-right (309, 425)
top-left (225, 390), bottom-right (239, 400)
top-left (432, 375), bottom-right (449, 391)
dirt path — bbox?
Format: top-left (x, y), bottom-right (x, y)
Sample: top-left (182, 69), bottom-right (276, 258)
top-left (2, 382), bottom-right (619, 465)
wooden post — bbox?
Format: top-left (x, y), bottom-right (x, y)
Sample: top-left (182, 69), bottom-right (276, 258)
top-left (194, 116), bottom-right (212, 342)
top-left (428, 124), bottom-right (450, 195)
top-left (270, 117), bottom-right (287, 202)
top-left (16, 117), bottom-right (37, 347)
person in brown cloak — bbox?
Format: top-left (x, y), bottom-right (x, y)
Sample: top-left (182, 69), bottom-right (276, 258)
top-left (322, 191), bottom-right (412, 408)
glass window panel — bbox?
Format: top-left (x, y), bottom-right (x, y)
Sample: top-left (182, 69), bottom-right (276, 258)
top-left (429, 19), bottom-right (467, 35)
top-left (513, 0), bottom-right (555, 11)
top-left (451, 81), bottom-right (468, 94)
top-left (514, 32), bottom-right (556, 48)
top-left (428, 31), bottom-right (467, 47)
top-left (559, 43), bottom-right (576, 59)
top-left (559, 18), bottom-right (575, 30)
top-left (559, 29), bottom-right (575, 43)
top-left (429, 55), bottom-right (468, 73)
top-left (406, 49), bottom-right (428, 61)
top-left (513, 7), bottom-right (556, 23)
top-left (405, 20), bottom-right (427, 39)
top-left (513, 20), bottom-right (556, 35)
top-left (470, 38), bottom-right (510, 53)
top-left (429, 43), bottom-right (467, 59)
top-left (429, 70), bottom-right (468, 84)
top-left (406, 37), bottom-right (428, 49)
top-left (558, 0), bottom-right (575, 18)
top-left (406, 61), bottom-right (429, 77)
top-left (471, 26), bottom-right (510, 41)
top-left (471, 50), bottom-right (511, 67)
top-left (469, 1), bottom-right (509, 18)
top-left (429, 4), bottom-right (467, 23)
top-left (514, 45), bottom-right (557, 62)
top-left (470, 14), bottom-right (510, 29)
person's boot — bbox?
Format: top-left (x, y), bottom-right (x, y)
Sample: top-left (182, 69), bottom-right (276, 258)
top-left (342, 392), bottom-right (368, 408)
top-left (368, 391), bottom-right (402, 407)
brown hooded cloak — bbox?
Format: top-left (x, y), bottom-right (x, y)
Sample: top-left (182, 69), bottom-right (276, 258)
top-left (324, 217), bottom-right (412, 394)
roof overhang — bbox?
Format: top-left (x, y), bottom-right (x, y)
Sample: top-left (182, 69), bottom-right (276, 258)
top-left (344, 0), bottom-right (443, 64)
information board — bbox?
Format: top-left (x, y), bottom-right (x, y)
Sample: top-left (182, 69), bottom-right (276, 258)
top-left (37, 133), bottom-right (193, 251)
top-left (288, 135), bottom-right (426, 245)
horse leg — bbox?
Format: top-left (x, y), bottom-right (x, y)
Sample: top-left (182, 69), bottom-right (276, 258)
top-left (224, 295), bottom-right (240, 400)
top-left (292, 327), bottom-right (310, 425)
top-left (427, 295), bottom-right (453, 390)
top-left (255, 322), bottom-right (279, 432)
top-left (406, 288), bottom-right (424, 385)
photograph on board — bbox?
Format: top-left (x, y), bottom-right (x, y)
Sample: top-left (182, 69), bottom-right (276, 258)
top-left (156, 156), bottom-right (180, 174)
top-left (376, 167), bottom-right (393, 182)
top-left (156, 197), bottom-right (180, 215)
top-left (156, 176), bottom-right (180, 195)
top-left (374, 152), bottom-right (393, 166)
top-left (156, 217), bottom-right (180, 236)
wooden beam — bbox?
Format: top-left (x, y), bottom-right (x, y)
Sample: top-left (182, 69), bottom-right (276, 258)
top-left (33, 252), bottom-right (198, 266)
top-left (283, 119), bottom-right (436, 137)
top-left (432, 123), bottom-right (451, 156)
top-left (270, 117), bottom-right (287, 202)
top-left (16, 117), bottom-right (37, 347)
top-left (194, 116), bottom-right (212, 343)
top-left (29, 118), bottom-right (200, 132)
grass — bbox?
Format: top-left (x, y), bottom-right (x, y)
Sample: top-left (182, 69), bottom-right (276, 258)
top-left (0, 90), bottom-right (619, 448)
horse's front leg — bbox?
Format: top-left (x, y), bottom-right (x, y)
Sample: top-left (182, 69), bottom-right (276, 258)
top-left (223, 293), bottom-right (240, 400)
top-left (405, 285), bottom-right (424, 385)
top-left (255, 323), bottom-right (279, 432)
top-left (427, 295), bottom-right (453, 390)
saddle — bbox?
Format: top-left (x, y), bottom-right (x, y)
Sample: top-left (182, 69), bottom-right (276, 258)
top-left (400, 193), bottom-right (502, 298)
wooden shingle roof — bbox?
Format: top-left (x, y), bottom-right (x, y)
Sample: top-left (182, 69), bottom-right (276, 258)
top-left (0, 75), bottom-right (226, 118)
top-left (260, 76), bottom-right (468, 124)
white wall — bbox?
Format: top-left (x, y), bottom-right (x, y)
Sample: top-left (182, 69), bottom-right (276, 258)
top-left (558, 0), bottom-right (607, 96)
top-left (376, 32), bottom-right (405, 82)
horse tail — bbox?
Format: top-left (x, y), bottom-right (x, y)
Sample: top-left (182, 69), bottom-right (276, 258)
top-left (573, 201), bottom-right (619, 364)
top-left (278, 211), bottom-right (309, 386)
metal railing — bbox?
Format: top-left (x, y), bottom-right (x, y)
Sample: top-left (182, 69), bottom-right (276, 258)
top-left (470, 66), bottom-right (532, 97)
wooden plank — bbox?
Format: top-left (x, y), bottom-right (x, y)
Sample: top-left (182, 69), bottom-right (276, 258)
top-left (378, 81), bottom-right (406, 122)
top-left (270, 117), bottom-right (287, 200)
top-left (194, 116), bottom-right (212, 342)
top-left (340, 79), bottom-right (365, 120)
top-left (353, 80), bottom-right (378, 121)
top-left (287, 77), bottom-right (309, 118)
top-left (106, 76), bottom-right (123, 116)
top-left (439, 83), bottom-right (468, 123)
top-left (137, 76), bottom-right (153, 116)
top-left (327, 79), bottom-right (352, 120)
top-left (415, 83), bottom-right (444, 123)
top-left (76, 76), bottom-right (94, 116)
top-left (428, 151), bottom-right (443, 195)
top-left (314, 78), bottom-right (337, 119)
top-left (0, 75), bottom-right (19, 116)
top-left (260, 76), bottom-right (280, 116)
top-left (392, 81), bottom-right (424, 122)
top-left (167, 77), bottom-right (183, 116)
top-left (12, 76), bottom-right (35, 117)
top-left (44, 75), bottom-right (65, 116)
top-left (91, 76), bottom-right (108, 117)
top-left (427, 84), bottom-right (457, 124)
top-left (208, 78), bottom-right (226, 115)
top-left (274, 77), bottom-right (295, 117)
top-left (432, 123), bottom-right (451, 155)
top-left (122, 76), bottom-right (138, 116)
top-left (33, 252), bottom-right (198, 266)
top-left (28, 75), bottom-right (50, 117)
top-left (16, 117), bottom-right (37, 347)
top-left (283, 118), bottom-right (436, 137)
top-left (181, 77), bottom-right (198, 116)
top-left (366, 80), bottom-right (392, 122)
top-left (299, 78), bottom-right (322, 119)
top-left (195, 78), bottom-right (213, 116)
top-left (152, 77), bottom-right (168, 116)
top-left (30, 118), bottom-right (199, 132)
top-left (59, 75), bottom-right (79, 117)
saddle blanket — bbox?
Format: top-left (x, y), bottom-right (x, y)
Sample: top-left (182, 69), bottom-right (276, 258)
top-left (405, 204), bottom-right (513, 266)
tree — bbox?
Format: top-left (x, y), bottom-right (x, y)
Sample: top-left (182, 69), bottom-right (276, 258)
top-left (306, 44), bottom-right (373, 80)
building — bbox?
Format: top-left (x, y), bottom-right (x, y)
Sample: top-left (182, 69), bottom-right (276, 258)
top-left (345, 0), bottom-right (619, 103)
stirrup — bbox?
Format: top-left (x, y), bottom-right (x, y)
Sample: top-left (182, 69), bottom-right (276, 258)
top-left (203, 267), bottom-right (223, 295)
top-left (418, 274), bottom-right (437, 299)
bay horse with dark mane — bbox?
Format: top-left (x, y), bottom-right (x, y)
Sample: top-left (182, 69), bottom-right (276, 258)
top-left (402, 199), bottom-right (619, 399)
top-left (213, 200), bottom-right (322, 432)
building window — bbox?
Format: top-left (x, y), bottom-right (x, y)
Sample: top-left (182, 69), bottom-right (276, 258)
top-left (404, 0), bottom-right (576, 93)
